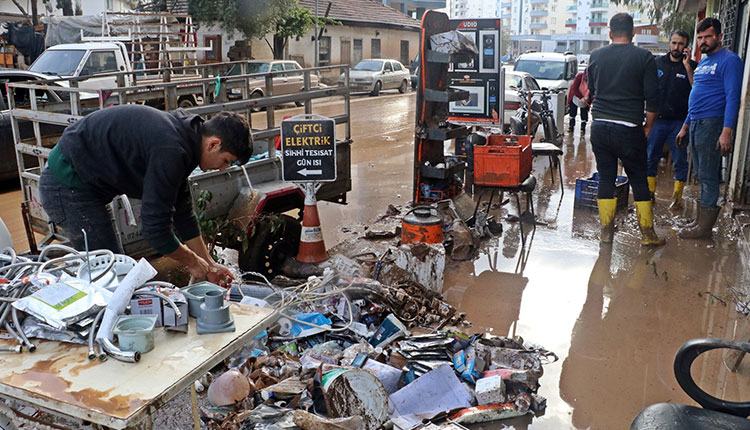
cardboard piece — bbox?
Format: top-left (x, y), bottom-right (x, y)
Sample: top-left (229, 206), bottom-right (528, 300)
top-left (388, 365), bottom-right (473, 429)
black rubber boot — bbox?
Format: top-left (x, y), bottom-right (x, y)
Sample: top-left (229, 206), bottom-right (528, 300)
top-left (568, 118), bottom-right (575, 132)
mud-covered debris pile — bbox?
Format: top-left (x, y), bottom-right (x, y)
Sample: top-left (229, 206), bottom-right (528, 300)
top-left (203, 265), bottom-right (556, 430)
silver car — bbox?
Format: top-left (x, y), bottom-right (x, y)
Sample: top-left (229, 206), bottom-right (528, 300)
top-left (346, 59), bottom-right (410, 96)
top-left (227, 60), bottom-right (319, 103)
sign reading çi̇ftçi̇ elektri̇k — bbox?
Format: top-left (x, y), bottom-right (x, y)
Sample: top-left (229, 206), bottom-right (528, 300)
top-left (280, 115), bottom-right (336, 182)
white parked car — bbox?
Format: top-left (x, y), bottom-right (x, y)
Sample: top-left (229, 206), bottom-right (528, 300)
top-left (513, 52), bottom-right (577, 93)
top-left (513, 52), bottom-right (576, 126)
top-left (503, 71), bottom-right (540, 124)
top-left (345, 59), bottom-right (410, 96)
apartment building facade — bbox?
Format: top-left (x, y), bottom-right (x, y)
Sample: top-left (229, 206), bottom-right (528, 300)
top-left (450, 0), bottom-right (500, 18)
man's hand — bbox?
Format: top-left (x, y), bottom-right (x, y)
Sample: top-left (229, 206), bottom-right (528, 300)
top-left (718, 127), bottom-right (734, 156)
top-left (643, 124), bottom-right (652, 138)
top-left (207, 263), bottom-right (235, 286)
top-left (682, 48), bottom-right (692, 68)
top-left (675, 124), bottom-right (689, 148)
top-left (186, 256), bottom-right (212, 280)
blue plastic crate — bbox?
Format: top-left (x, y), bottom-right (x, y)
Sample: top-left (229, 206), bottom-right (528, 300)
top-left (574, 173), bottom-right (629, 210)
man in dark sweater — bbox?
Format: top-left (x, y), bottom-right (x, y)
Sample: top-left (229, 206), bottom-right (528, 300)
top-left (646, 29), bottom-right (696, 210)
top-left (587, 13), bottom-right (663, 246)
top-left (39, 105), bottom-right (251, 283)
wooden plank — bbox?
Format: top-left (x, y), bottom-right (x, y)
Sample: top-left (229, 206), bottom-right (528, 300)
top-left (0, 304), bottom-right (276, 429)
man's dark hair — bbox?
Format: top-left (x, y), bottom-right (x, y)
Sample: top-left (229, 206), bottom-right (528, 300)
top-left (202, 111), bottom-right (251, 164)
top-left (670, 29), bottom-right (690, 43)
top-left (697, 17), bottom-right (722, 35)
top-left (609, 13), bottom-right (634, 38)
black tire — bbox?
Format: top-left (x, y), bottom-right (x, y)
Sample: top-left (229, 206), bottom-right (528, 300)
top-left (398, 80), bottom-right (408, 94)
top-left (238, 214), bottom-right (301, 277)
top-left (370, 81), bottom-right (381, 96)
top-left (178, 97), bottom-right (195, 109)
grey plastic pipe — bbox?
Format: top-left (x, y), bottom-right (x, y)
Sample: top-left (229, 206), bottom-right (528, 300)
top-left (97, 337), bottom-right (140, 363)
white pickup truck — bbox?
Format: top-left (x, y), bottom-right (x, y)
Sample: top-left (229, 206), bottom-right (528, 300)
top-left (28, 41), bottom-right (201, 107)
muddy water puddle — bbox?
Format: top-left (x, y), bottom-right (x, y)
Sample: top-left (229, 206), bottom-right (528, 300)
top-left (319, 102), bottom-right (750, 429)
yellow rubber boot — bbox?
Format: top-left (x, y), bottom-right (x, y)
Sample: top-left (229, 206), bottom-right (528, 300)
top-left (647, 176), bottom-right (657, 201)
top-left (598, 199), bottom-right (617, 243)
top-left (669, 180), bottom-right (685, 211)
top-left (635, 201), bottom-right (665, 247)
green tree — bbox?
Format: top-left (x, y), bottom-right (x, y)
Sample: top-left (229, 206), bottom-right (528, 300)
top-left (268, 7), bottom-right (339, 59)
top-left (661, 11), bottom-right (696, 41)
top-left (188, 0), bottom-right (297, 40)
top-left (610, 0), bottom-right (695, 43)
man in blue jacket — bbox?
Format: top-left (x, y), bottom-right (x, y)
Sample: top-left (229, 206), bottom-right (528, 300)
top-left (675, 18), bottom-right (744, 239)
top-left (39, 105), bottom-right (251, 283)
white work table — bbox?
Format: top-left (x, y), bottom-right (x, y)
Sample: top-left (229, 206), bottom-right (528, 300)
top-left (0, 303), bottom-right (276, 429)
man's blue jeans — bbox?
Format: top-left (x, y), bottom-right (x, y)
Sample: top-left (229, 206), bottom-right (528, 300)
top-left (39, 167), bottom-right (121, 252)
top-left (688, 117), bottom-right (723, 207)
top-left (647, 119), bottom-right (688, 182)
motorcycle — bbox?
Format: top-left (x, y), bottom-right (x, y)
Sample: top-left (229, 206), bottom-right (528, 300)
top-left (509, 88), bottom-right (563, 145)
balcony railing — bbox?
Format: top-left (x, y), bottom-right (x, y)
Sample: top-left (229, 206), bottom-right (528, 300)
top-left (530, 9), bottom-right (548, 16)
top-left (530, 0), bottom-right (548, 5)
top-left (589, 18), bottom-right (608, 26)
top-left (502, 1), bottom-right (512, 7)
top-left (567, 5), bottom-right (577, 11)
top-left (530, 22), bottom-right (548, 29)
top-left (565, 19), bottom-right (577, 27)
top-left (502, 12), bottom-right (511, 18)
top-left (590, 1), bottom-right (609, 8)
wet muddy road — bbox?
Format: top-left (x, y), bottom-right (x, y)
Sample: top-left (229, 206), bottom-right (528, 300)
top-left (2, 91), bottom-right (749, 429)
top-left (314, 92), bottom-right (750, 429)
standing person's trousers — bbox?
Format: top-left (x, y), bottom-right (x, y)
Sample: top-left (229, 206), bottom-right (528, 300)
top-left (591, 121), bottom-right (651, 201)
top-left (646, 119), bottom-right (688, 182)
top-left (688, 117), bottom-right (723, 207)
top-left (38, 167), bottom-right (121, 252)
top-left (569, 100), bottom-right (589, 122)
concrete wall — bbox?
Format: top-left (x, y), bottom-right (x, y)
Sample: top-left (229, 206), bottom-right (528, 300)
top-left (287, 25), bottom-right (419, 68)
top-left (195, 23), bottom-right (418, 81)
